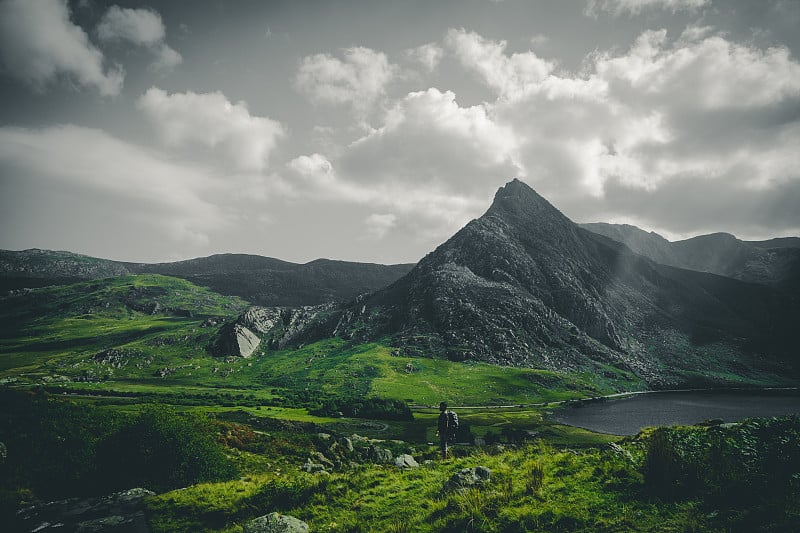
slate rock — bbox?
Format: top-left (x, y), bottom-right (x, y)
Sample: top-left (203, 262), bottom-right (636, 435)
top-left (369, 446), bottom-right (393, 464)
top-left (243, 512), bottom-right (309, 533)
top-left (394, 454), bottom-right (419, 469)
top-left (444, 466), bottom-right (492, 492)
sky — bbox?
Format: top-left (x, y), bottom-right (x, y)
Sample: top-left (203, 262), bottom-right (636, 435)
top-left (0, 0), bottom-right (799, 264)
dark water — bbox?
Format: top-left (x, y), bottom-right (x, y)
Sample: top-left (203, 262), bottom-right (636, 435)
top-left (551, 390), bottom-right (800, 435)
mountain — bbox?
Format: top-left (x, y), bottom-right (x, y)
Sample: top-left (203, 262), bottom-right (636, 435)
top-left (0, 250), bottom-right (414, 307)
top-left (272, 179), bottom-right (798, 387)
top-left (581, 223), bottom-right (800, 290)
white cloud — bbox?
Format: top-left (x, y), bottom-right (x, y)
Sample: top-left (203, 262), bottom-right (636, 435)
top-left (455, 26), bottom-right (800, 238)
top-left (0, 0), bottom-right (123, 95)
top-left (585, 0), bottom-right (710, 17)
top-left (405, 43), bottom-right (444, 72)
top-left (363, 213), bottom-right (397, 240)
top-left (97, 5), bottom-right (164, 44)
top-left (596, 29), bottom-right (800, 109)
top-left (286, 88), bottom-right (521, 241)
top-left (342, 88), bottom-right (520, 190)
top-left (97, 5), bottom-right (182, 71)
top-left (151, 44), bottom-right (182, 71)
top-left (295, 46), bottom-right (397, 111)
top-left (0, 125), bottom-right (227, 254)
top-left (137, 87), bottom-right (285, 173)
top-left (444, 28), bottom-right (555, 100)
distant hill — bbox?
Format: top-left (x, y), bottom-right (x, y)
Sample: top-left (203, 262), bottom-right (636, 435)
top-left (581, 223), bottom-right (800, 290)
top-left (274, 180), bottom-right (799, 388)
top-left (0, 250), bottom-right (414, 306)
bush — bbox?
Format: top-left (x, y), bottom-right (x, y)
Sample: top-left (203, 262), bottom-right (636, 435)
top-left (643, 417), bottom-right (800, 504)
top-left (311, 396), bottom-right (413, 421)
top-left (94, 404), bottom-right (237, 492)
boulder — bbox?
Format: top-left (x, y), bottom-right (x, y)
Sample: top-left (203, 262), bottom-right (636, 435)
top-left (444, 466), bottom-right (492, 492)
top-left (338, 437), bottom-right (354, 454)
top-left (369, 446), bottom-right (393, 464)
top-left (243, 512), bottom-right (309, 533)
top-left (214, 323), bottom-right (261, 358)
top-left (394, 454), bottom-right (419, 469)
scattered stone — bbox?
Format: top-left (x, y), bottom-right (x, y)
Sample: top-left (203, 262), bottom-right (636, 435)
top-left (301, 461), bottom-right (326, 473)
top-left (473, 437), bottom-right (486, 447)
top-left (243, 512), bottom-right (309, 533)
top-left (317, 433), bottom-right (332, 441)
top-left (394, 454), bottom-right (419, 469)
top-left (0, 441), bottom-right (6, 465)
top-left (444, 466), bottom-right (492, 492)
top-left (75, 514), bottom-right (130, 532)
top-left (308, 451), bottom-right (334, 470)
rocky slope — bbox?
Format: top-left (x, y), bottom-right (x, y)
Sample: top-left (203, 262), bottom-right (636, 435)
top-left (258, 180), bottom-right (798, 387)
top-left (0, 250), bottom-right (413, 307)
top-left (582, 223), bottom-right (800, 290)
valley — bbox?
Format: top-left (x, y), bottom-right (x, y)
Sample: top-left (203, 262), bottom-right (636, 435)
top-left (2, 181), bottom-right (799, 532)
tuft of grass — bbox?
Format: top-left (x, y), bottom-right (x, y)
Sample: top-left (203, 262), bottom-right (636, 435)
top-left (524, 460), bottom-right (545, 496)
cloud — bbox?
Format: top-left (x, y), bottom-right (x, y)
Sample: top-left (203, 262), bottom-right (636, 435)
top-left (596, 28), bottom-right (800, 109)
top-left (455, 26), bottom-right (800, 239)
top-left (584, 0), bottom-right (710, 17)
top-left (137, 87), bottom-right (285, 172)
top-left (295, 46), bottom-right (397, 112)
top-left (286, 88), bottom-right (521, 241)
top-left (341, 88), bottom-right (520, 191)
top-left (0, 0), bottom-right (123, 95)
top-left (405, 43), bottom-right (444, 72)
top-left (0, 125), bottom-right (228, 257)
top-left (363, 213), bottom-right (397, 240)
top-left (96, 5), bottom-right (182, 71)
top-left (444, 28), bottom-right (555, 100)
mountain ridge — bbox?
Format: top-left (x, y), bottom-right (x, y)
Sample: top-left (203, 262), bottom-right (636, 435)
top-left (0, 249), bottom-right (415, 307)
top-left (581, 222), bottom-right (800, 289)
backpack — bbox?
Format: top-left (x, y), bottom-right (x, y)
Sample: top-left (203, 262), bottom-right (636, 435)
top-left (447, 410), bottom-right (459, 430)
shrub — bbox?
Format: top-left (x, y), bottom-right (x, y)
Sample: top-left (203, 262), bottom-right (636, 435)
top-left (94, 404), bottom-right (237, 492)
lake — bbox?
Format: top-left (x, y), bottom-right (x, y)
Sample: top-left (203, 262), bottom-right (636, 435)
top-left (550, 390), bottom-right (800, 435)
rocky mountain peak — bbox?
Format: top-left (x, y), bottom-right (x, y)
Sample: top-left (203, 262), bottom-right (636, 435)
top-left (485, 179), bottom-right (571, 228)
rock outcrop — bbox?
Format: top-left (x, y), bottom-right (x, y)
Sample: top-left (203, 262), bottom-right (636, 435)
top-left (15, 487), bottom-right (155, 533)
top-left (212, 323), bottom-right (261, 358)
top-left (213, 304), bottom-right (336, 356)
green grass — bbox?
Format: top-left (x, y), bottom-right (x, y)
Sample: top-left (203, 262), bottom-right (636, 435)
top-left (143, 441), bottom-right (704, 533)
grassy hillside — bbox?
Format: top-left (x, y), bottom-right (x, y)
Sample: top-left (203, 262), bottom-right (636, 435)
top-left (0, 275), bottom-right (248, 377)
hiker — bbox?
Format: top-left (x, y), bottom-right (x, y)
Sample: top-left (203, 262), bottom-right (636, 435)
top-left (435, 401), bottom-right (458, 459)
